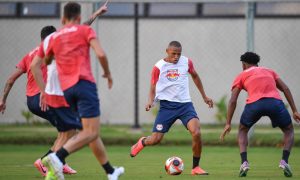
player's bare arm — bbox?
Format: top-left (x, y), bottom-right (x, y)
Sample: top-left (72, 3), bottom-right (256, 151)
top-left (83, 0), bottom-right (108, 25)
top-left (30, 55), bottom-right (48, 111)
top-left (190, 70), bottom-right (213, 108)
top-left (220, 87), bottom-right (241, 141)
top-left (89, 38), bottom-right (112, 89)
top-left (0, 68), bottom-right (24, 114)
top-left (146, 83), bottom-right (156, 111)
top-left (276, 78), bottom-right (300, 123)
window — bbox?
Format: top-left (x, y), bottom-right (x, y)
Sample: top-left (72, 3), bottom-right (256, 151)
top-left (202, 3), bottom-right (245, 17)
top-left (0, 2), bottom-right (17, 17)
top-left (103, 3), bottom-right (144, 17)
top-left (257, 2), bottom-right (300, 17)
top-left (148, 3), bottom-right (197, 17)
top-left (20, 2), bottom-right (59, 17)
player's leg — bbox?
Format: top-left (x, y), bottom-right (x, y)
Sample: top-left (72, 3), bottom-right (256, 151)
top-left (89, 136), bottom-right (125, 179)
top-left (130, 100), bottom-right (176, 157)
top-left (268, 99), bottom-right (293, 177)
top-left (279, 124), bottom-right (294, 177)
top-left (186, 118), bottom-right (208, 175)
top-left (238, 101), bottom-right (262, 177)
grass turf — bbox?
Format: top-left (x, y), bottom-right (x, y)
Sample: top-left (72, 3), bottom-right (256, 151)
top-left (0, 145), bottom-right (299, 179)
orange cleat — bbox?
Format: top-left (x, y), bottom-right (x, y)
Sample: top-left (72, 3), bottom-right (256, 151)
top-left (130, 137), bottom-right (146, 157)
top-left (34, 158), bottom-right (48, 177)
top-left (191, 166), bottom-right (209, 175)
top-left (63, 164), bottom-right (77, 174)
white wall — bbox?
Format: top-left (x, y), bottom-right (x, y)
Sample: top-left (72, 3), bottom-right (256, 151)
top-left (0, 15), bottom-right (299, 125)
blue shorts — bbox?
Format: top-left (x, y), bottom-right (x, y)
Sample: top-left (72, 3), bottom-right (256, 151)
top-left (152, 100), bottom-right (199, 133)
top-left (27, 94), bottom-right (82, 132)
top-left (240, 98), bottom-right (292, 128)
top-left (63, 80), bottom-right (100, 118)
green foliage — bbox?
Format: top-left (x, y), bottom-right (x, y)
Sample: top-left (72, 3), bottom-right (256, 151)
top-left (215, 95), bottom-right (228, 123)
top-left (21, 109), bottom-right (42, 124)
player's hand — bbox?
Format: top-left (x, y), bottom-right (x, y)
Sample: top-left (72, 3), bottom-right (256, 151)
top-left (293, 111), bottom-right (300, 123)
top-left (95, 0), bottom-right (109, 16)
top-left (145, 102), bottom-right (153, 111)
top-left (102, 73), bottom-right (113, 89)
top-left (0, 100), bottom-right (6, 114)
top-left (204, 96), bottom-right (213, 108)
top-left (220, 123), bottom-right (231, 142)
top-left (39, 92), bottom-right (49, 112)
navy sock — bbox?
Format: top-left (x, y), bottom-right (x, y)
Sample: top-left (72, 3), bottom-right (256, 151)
top-left (142, 138), bottom-right (146, 146)
top-left (282, 150), bottom-right (290, 163)
top-left (193, 156), bottom-right (200, 168)
top-left (102, 162), bottom-right (114, 174)
top-left (56, 147), bottom-right (69, 164)
top-left (41, 150), bottom-right (53, 160)
top-left (240, 152), bottom-right (248, 164)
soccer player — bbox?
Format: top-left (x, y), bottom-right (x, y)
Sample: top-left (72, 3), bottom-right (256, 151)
top-left (130, 41), bottom-right (213, 175)
top-left (220, 52), bottom-right (300, 177)
top-left (37, 2), bottom-right (124, 180)
top-left (0, 4), bottom-right (110, 177)
top-left (0, 26), bottom-right (78, 176)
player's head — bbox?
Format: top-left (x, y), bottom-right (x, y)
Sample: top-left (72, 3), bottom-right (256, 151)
top-left (240, 52), bottom-right (260, 70)
top-left (40, 26), bottom-right (56, 41)
top-left (166, 41), bottom-right (182, 64)
top-left (63, 2), bottom-right (81, 24)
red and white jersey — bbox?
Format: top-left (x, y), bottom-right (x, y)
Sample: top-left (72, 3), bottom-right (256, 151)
top-left (16, 47), bottom-right (47, 97)
top-left (37, 33), bottom-right (69, 108)
top-left (151, 56), bottom-right (196, 103)
top-left (232, 66), bottom-right (282, 104)
top-left (45, 24), bottom-right (97, 90)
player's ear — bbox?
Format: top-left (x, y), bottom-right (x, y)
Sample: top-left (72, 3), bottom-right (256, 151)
top-left (61, 17), bottom-right (66, 25)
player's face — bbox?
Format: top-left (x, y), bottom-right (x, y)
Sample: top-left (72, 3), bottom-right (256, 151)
top-left (166, 47), bottom-right (182, 64)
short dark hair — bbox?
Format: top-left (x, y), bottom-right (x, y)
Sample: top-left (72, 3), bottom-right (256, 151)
top-left (240, 52), bottom-right (260, 65)
top-left (169, 41), bottom-right (182, 48)
top-left (40, 26), bottom-right (56, 40)
top-left (64, 2), bottom-right (81, 20)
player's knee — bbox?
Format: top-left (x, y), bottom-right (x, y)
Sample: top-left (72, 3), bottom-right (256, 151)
top-left (190, 128), bottom-right (200, 138)
top-left (151, 135), bottom-right (163, 145)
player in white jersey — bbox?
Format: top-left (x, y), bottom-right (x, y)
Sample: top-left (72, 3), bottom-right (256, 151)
top-left (130, 41), bottom-right (213, 175)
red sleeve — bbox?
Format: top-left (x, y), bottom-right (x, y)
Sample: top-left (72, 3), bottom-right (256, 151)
top-left (270, 69), bottom-right (280, 80)
top-left (16, 54), bottom-right (28, 72)
top-left (231, 74), bottom-right (243, 90)
top-left (188, 59), bottom-right (196, 74)
top-left (37, 42), bottom-right (45, 58)
top-left (85, 26), bottom-right (97, 42)
top-left (151, 66), bottom-right (160, 85)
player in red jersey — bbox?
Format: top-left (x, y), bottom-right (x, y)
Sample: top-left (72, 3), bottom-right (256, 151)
top-left (0, 4), bottom-right (111, 177)
top-left (220, 52), bottom-right (300, 177)
top-left (36, 2), bottom-right (124, 180)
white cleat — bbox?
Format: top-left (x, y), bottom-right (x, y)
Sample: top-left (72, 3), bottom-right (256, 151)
top-left (42, 153), bottom-right (64, 180)
top-left (107, 167), bottom-right (125, 180)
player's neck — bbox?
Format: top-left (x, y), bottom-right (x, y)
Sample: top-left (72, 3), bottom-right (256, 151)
top-left (64, 20), bottom-right (80, 26)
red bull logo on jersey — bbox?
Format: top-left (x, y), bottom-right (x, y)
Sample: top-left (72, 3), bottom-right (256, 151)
top-left (166, 69), bottom-right (180, 81)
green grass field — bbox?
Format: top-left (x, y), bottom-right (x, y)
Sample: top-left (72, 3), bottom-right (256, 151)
top-left (0, 145), bottom-right (299, 179)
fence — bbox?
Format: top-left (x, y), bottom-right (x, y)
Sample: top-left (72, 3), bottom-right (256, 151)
top-left (0, 0), bottom-right (300, 126)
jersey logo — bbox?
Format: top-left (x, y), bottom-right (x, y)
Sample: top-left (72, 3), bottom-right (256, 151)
top-left (166, 69), bottom-right (180, 82)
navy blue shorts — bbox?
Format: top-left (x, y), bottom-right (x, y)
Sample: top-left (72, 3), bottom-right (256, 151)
top-left (152, 100), bottom-right (199, 133)
top-left (240, 98), bottom-right (292, 128)
top-left (63, 80), bottom-right (100, 118)
top-left (27, 94), bottom-right (82, 132)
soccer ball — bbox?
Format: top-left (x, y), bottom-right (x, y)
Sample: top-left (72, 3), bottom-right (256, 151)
top-left (165, 156), bottom-right (184, 175)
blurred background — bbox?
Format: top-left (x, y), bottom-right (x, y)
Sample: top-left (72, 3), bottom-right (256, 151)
top-left (0, 0), bottom-right (299, 127)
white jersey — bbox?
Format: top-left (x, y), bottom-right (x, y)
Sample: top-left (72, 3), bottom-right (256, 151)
top-left (43, 33), bottom-right (64, 96)
top-left (153, 56), bottom-right (194, 103)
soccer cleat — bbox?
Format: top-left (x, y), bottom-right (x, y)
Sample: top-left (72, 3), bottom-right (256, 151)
top-left (130, 137), bottom-right (146, 157)
top-left (63, 164), bottom-right (77, 174)
top-left (191, 166), bottom-right (209, 175)
top-left (239, 161), bottom-right (250, 177)
top-left (34, 159), bottom-right (48, 177)
top-left (279, 160), bottom-right (292, 177)
top-left (42, 153), bottom-right (64, 180)
top-left (107, 166), bottom-right (125, 180)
